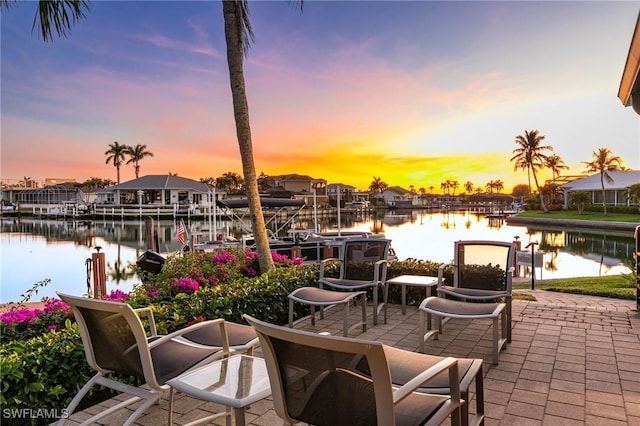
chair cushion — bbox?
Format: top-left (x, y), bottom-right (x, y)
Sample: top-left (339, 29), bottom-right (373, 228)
top-left (150, 338), bottom-right (220, 385)
top-left (321, 277), bottom-right (380, 290)
top-left (289, 286), bottom-right (363, 305)
top-left (180, 321), bottom-right (257, 348)
top-left (439, 285), bottom-right (507, 299)
top-left (355, 345), bottom-right (475, 393)
top-left (421, 296), bottom-right (503, 317)
top-left (382, 346), bottom-right (476, 392)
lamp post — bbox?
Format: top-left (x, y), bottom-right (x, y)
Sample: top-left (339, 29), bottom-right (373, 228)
top-left (635, 226), bottom-right (639, 310)
top-left (137, 190), bottom-right (143, 219)
top-left (525, 241), bottom-right (539, 290)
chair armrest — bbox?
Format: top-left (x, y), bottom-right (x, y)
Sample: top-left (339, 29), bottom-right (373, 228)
top-left (374, 259), bottom-right (388, 283)
top-left (393, 356), bottom-right (460, 404)
top-left (319, 257), bottom-right (341, 279)
top-left (134, 307), bottom-right (157, 337)
top-left (148, 318), bottom-right (230, 354)
top-left (506, 266), bottom-right (514, 294)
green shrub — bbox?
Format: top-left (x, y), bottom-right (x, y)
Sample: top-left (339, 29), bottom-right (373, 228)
top-left (459, 263), bottom-right (506, 291)
top-left (0, 321), bottom-right (92, 425)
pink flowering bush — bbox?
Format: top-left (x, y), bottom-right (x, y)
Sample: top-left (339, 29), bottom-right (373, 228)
top-left (173, 277), bottom-right (199, 292)
top-left (138, 248), bottom-right (302, 300)
top-left (104, 289), bottom-right (130, 303)
top-left (0, 297), bottom-right (73, 341)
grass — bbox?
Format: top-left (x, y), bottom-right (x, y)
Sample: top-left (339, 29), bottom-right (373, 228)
top-left (513, 274), bottom-right (637, 300)
top-left (516, 210), bottom-right (640, 223)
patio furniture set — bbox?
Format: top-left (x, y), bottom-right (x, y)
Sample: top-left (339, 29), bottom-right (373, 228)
top-left (57, 239), bottom-right (516, 426)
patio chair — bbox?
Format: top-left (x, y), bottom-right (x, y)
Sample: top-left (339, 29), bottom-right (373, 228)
top-left (436, 240), bottom-right (516, 342)
top-left (56, 293), bottom-right (258, 426)
top-left (289, 238), bottom-right (391, 331)
top-left (244, 314), bottom-right (462, 426)
top-left (354, 346), bottom-right (484, 426)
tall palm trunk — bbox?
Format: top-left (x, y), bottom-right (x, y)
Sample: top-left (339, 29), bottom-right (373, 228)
top-left (222, 2), bottom-right (273, 273)
top-left (600, 173), bottom-right (607, 216)
top-left (532, 170), bottom-right (547, 212)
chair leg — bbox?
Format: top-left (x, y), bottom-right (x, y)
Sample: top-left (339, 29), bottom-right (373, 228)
top-left (492, 316), bottom-right (499, 365)
top-left (360, 293), bottom-right (367, 333)
top-left (502, 308), bottom-right (508, 347)
top-left (419, 309), bottom-right (425, 353)
top-left (168, 388), bottom-right (175, 425)
top-left (382, 284), bottom-right (388, 324)
top-left (342, 300), bottom-right (349, 337)
top-left (372, 284), bottom-right (379, 325)
top-left (475, 366), bottom-right (485, 426)
top-left (506, 297), bottom-right (512, 343)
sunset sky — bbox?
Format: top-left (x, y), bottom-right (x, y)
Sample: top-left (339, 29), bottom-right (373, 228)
top-left (2, 1), bottom-right (639, 192)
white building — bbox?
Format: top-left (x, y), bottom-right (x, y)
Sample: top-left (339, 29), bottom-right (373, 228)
top-left (561, 170), bottom-right (640, 208)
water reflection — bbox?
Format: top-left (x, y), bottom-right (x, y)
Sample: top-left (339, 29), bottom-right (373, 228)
top-left (0, 211), bottom-right (634, 303)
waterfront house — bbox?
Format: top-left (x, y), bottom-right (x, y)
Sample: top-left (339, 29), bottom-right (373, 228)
top-left (261, 174), bottom-right (326, 194)
top-left (93, 175), bottom-right (214, 218)
top-left (381, 186), bottom-right (415, 207)
top-left (6, 183), bottom-right (88, 217)
top-left (561, 170), bottom-right (640, 209)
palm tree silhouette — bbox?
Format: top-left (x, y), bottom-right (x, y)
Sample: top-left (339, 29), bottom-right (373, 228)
top-left (125, 144), bottom-right (154, 179)
top-left (511, 130), bottom-right (553, 212)
top-left (583, 147), bottom-right (623, 216)
top-left (545, 154), bottom-right (569, 185)
top-left (104, 141), bottom-right (129, 184)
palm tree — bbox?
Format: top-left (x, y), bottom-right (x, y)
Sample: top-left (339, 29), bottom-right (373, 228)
top-left (510, 130), bottom-right (553, 212)
top-left (440, 181), bottom-right (450, 195)
top-left (464, 181), bottom-right (474, 194)
top-left (583, 147), bottom-right (623, 216)
top-left (222, 1), bottom-right (304, 273)
top-left (200, 177), bottom-right (216, 186)
top-left (368, 176), bottom-right (388, 194)
top-left (0, 0), bottom-right (89, 41)
top-left (104, 141), bottom-right (129, 184)
top-left (627, 183), bottom-right (640, 213)
top-left (450, 180), bottom-right (459, 196)
top-left (368, 177), bottom-right (388, 206)
top-left (20, 176), bottom-right (33, 188)
top-left (485, 181), bottom-right (494, 194)
top-left (125, 144), bottom-right (154, 179)
top-left (568, 191), bottom-right (592, 215)
top-left (544, 154), bottom-right (569, 185)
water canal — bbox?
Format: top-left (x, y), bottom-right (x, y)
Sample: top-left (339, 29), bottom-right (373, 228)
top-left (0, 211), bottom-right (635, 304)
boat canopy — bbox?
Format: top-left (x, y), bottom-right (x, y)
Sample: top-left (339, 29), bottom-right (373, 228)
top-left (216, 198), bottom-right (306, 209)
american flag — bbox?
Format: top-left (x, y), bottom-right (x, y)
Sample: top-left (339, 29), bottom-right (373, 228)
top-left (177, 220), bottom-right (186, 245)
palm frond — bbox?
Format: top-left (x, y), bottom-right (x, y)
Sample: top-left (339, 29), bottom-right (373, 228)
top-left (32, 0), bottom-right (89, 42)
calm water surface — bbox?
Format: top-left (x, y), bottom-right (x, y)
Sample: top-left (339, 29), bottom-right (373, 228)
top-left (0, 211), bottom-right (634, 303)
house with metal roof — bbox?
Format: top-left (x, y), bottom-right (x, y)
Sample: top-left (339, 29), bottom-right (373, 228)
top-left (381, 186), bottom-right (415, 207)
top-left (94, 175), bottom-right (214, 212)
top-left (561, 170), bottom-right (640, 208)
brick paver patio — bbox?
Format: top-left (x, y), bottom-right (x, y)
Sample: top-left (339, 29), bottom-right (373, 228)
top-left (63, 290), bottom-right (640, 425)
